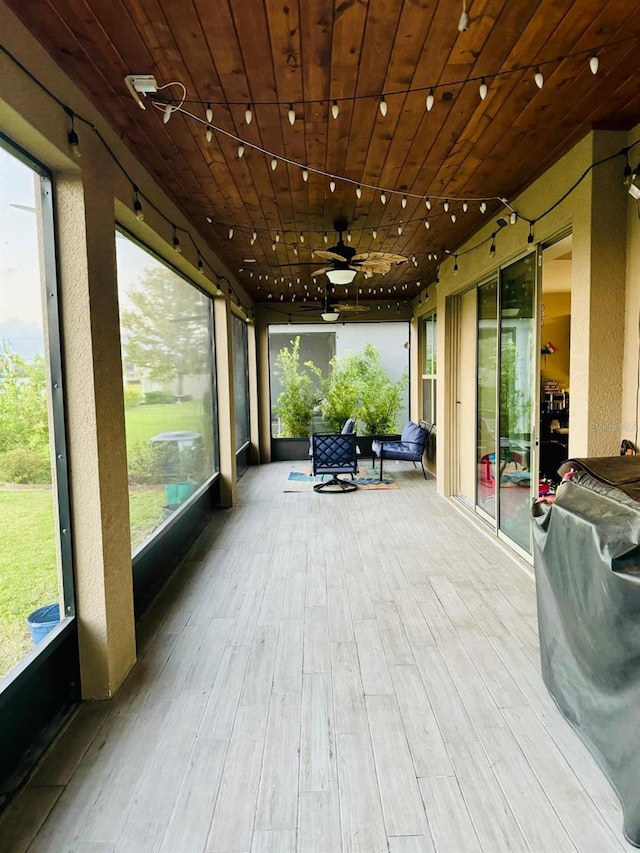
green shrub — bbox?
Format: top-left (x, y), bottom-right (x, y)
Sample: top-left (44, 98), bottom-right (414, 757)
top-left (0, 445), bottom-right (52, 484)
top-left (123, 387), bottom-right (143, 408)
top-left (273, 337), bottom-right (318, 437)
top-left (144, 390), bottom-right (176, 405)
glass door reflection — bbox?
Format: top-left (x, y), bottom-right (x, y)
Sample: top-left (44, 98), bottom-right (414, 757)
top-left (498, 254), bottom-right (537, 552)
top-left (476, 279), bottom-right (498, 520)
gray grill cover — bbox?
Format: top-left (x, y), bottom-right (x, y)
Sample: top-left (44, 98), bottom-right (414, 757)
top-left (532, 456), bottom-right (640, 848)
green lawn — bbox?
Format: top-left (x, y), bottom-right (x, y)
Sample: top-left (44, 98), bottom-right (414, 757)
top-left (124, 401), bottom-right (206, 451)
top-left (0, 484), bottom-right (167, 679)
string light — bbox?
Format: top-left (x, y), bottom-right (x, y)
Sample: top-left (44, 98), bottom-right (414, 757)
top-left (206, 103), bottom-right (213, 123)
top-left (425, 198), bottom-right (432, 210)
top-left (453, 255), bottom-right (459, 273)
top-left (356, 185), bottom-right (362, 199)
top-left (206, 126), bottom-right (213, 142)
top-left (534, 68), bottom-right (544, 89)
top-left (66, 110), bottom-right (81, 158)
top-left (228, 227), bottom-right (234, 239)
top-left (451, 213), bottom-right (457, 223)
top-left (276, 231), bottom-right (280, 242)
top-left (424, 219), bottom-right (430, 229)
top-left (288, 104), bottom-right (296, 125)
top-left (245, 104), bottom-right (253, 124)
top-left (329, 179), bottom-right (336, 192)
top-left (381, 192), bottom-right (387, 204)
top-left (238, 144), bottom-right (245, 158)
top-left (398, 223), bottom-right (403, 236)
top-left (480, 201), bottom-right (487, 213)
top-left (133, 185), bottom-right (144, 221)
top-left (479, 79), bottom-right (488, 100)
top-left (302, 169), bottom-right (309, 181)
top-left (271, 158), bottom-right (278, 170)
top-left (458, 1), bottom-right (470, 32)
top-left (197, 253), bottom-right (205, 273)
top-left (528, 223), bottom-right (535, 244)
top-left (590, 55), bottom-right (599, 75)
top-left (509, 211), bottom-right (517, 225)
top-left (172, 226), bottom-right (181, 253)
top-left (426, 89), bottom-right (435, 111)
top-left (372, 228), bottom-right (378, 239)
top-left (323, 232), bottom-right (328, 243)
top-left (462, 202), bottom-right (468, 212)
top-left (331, 100), bottom-right (339, 119)
top-left (443, 200), bottom-right (449, 212)
top-left (379, 95), bottom-right (388, 117)
top-left (489, 235), bottom-right (496, 255)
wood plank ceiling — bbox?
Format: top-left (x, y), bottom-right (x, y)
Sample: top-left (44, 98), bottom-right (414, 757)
top-left (7, 0), bottom-right (640, 310)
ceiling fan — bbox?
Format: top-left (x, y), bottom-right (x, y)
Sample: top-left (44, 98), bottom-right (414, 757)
top-left (298, 283), bottom-right (371, 322)
top-left (311, 217), bottom-right (408, 285)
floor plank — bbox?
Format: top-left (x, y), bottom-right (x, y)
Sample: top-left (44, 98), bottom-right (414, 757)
top-left (2, 463), bottom-right (629, 853)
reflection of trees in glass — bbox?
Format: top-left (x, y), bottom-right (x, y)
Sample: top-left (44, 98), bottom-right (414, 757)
top-left (500, 337), bottom-right (531, 437)
top-left (121, 268), bottom-right (209, 396)
top-left (273, 337), bottom-right (318, 437)
top-left (0, 352), bottom-right (51, 483)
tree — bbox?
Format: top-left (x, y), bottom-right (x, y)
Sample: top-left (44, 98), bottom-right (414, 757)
top-left (121, 267), bottom-right (210, 396)
top-left (0, 352), bottom-right (48, 453)
top-left (272, 337), bottom-right (318, 437)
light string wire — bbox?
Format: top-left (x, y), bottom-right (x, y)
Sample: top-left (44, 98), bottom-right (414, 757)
top-left (0, 44), bottom-right (244, 305)
top-left (152, 33), bottom-right (637, 109)
top-left (150, 101), bottom-right (508, 207)
top-left (3, 43), bottom-right (640, 305)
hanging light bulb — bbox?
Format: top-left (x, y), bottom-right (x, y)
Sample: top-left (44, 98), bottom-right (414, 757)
top-left (206, 103), bottom-right (213, 123)
top-left (534, 68), bottom-right (544, 89)
top-left (197, 253), bottom-right (205, 274)
top-left (528, 224), bottom-right (535, 244)
top-left (206, 126), bottom-right (213, 142)
top-left (462, 201), bottom-right (468, 212)
top-left (589, 55), bottom-right (599, 75)
top-left (347, 231), bottom-right (352, 242)
top-left (331, 100), bottom-right (339, 119)
top-left (288, 104), bottom-right (296, 125)
top-left (401, 195), bottom-right (408, 209)
top-left (252, 231), bottom-right (257, 242)
top-left (426, 89), bottom-right (435, 111)
top-left (480, 201), bottom-right (487, 213)
top-left (397, 223), bottom-right (403, 236)
top-left (458, 0), bottom-right (470, 32)
top-left (425, 198), bottom-right (432, 210)
top-left (228, 228), bottom-right (234, 239)
top-left (163, 104), bottom-right (173, 124)
top-left (276, 232), bottom-right (280, 242)
top-left (245, 103), bottom-right (253, 124)
top-left (329, 179), bottom-right (336, 192)
top-left (453, 255), bottom-right (459, 273)
top-left (509, 211), bottom-right (517, 225)
top-left (237, 144), bottom-right (245, 158)
top-left (356, 185), bottom-right (362, 199)
top-left (379, 95), bottom-right (388, 117)
top-left (489, 237), bottom-right (496, 255)
top-left (443, 200), bottom-right (449, 212)
top-left (479, 79), bottom-right (488, 100)
top-left (424, 219), bottom-right (430, 229)
top-left (299, 233), bottom-right (305, 243)
top-left (271, 158), bottom-right (278, 170)
top-left (381, 192), bottom-right (387, 204)
top-left (272, 242), bottom-right (276, 251)
top-left (323, 232), bottom-right (328, 243)
top-left (372, 228), bottom-right (378, 240)
top-left (451, 213), bottom-right (457, 223)
top-left (172, 227), bottom-right (181, 253)
top-left (302, 168), bottom-right (309, 182)
top-left (133, 185), bottom-right (144, 221)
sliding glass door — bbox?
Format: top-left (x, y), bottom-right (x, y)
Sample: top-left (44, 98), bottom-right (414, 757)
top-left (497, 254), bottom-right (537, 552)
top-left (472, 254), bottom-right (537, 553)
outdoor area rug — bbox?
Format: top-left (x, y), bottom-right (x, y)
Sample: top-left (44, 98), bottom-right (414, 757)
top-left (284, 466), bottom-right (398, 492)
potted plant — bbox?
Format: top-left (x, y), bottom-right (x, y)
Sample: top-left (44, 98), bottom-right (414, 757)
top-left (272, 337), bottom-right (319, 458)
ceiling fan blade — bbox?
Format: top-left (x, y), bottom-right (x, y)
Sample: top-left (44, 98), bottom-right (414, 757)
top-left (313, 250), bottom-right (348, 262)
top-left (311, 266), bottom-right (331, 276)
top-left (354, 251), bottom-right (407, 263)
top-left (334, 303), bottom-right (371, 313)
top-left (358, 262), bottom-right (392, 274)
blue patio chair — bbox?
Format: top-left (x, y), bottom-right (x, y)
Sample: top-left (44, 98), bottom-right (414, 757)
top-left (311, 432), bottom-right (359, 493)
top-left (371, 420), bottom-right (433, 481)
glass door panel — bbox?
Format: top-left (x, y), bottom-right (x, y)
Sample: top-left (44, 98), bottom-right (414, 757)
top-left (498, 254), bottom-right (537, 552)
top-left (476, 279), bottom-right (498, 519)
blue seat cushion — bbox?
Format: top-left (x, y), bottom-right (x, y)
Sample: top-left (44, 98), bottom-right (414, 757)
top-left (341, 418), bottom-right (356, 434)
top-left (401, 421), bottom-right (427, 445)
top-left (371, 440), bottom-right (421, 460)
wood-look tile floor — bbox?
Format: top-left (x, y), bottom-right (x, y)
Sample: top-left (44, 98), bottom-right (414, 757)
top-left (0, 463), bottom-right (630, 852)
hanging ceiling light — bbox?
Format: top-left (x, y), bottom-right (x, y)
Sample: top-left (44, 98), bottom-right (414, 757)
top-left (326, 269), bottom-right (356, 286)
top-left (458, 0), bottom-right (470, 31)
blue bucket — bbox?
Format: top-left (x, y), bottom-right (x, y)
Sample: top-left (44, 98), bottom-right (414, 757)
top-left (26, 603), bottom-right (60, 645)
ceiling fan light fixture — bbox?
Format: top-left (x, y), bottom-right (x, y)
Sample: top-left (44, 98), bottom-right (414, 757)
top-left (321, 311), bottom-right (341, 322)
top-left (326, 268), bottom-right (357, 285)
